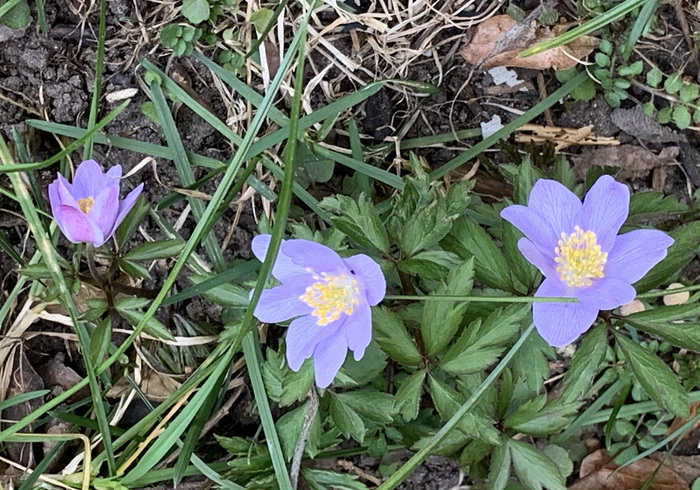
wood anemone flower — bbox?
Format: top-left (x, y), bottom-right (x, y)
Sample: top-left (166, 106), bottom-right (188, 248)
top-left (501, 176), bottom-right (673, 347)
top-left (48, 159), bottom-right (143, 247)
top-left (252, 235), bottom-right (386, 388)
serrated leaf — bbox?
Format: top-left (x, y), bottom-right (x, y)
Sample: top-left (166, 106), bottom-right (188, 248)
top-left (614, 331), bottom-right (689, 418)
top-left (182, 0), bottom-right (209, 23)
top-left (628, 191), bottom-right (686, 218)
top-left (503, 395), bottom-right (580, 436)
top-left (624, 305), bottom-right (700, 352)
top-left (561, 323), bottom-right (608, 403)
top-left (276, 402), bottom-right (311, 461)
top-left (503, 222), bottom-right (539, 291)
top-left (421, 259), bottom-right (474, 355)
top-left (320, 194), bottom-right (390, 253)
top-left (302, 468), bottom-right (369, 490)
top-left (429, 375), bottom-right (500, 445)
top-left (337, 341), bottom-right (387, 387)
top-left (487, 442), bottom-right (511, 490)
top-left (400, 199), bottom-right (455, 256)
top-left (372, 307), bottom-right (422, 365)
top-left (124, 239), bottom-right (185, 261)
top-left (442, 216), bottom-right (511, 291)
top-left (646, 67), bottom-right (663, 88)
top-left (508, 439), bottom-right (566, 490)
top-left (441, 304), bottom-right (527, 374)
top-left (329, 394), bottom-right (365, 442)
top-left (397, 250), bottom-right (460, 281)
top-left (335, 390), bottom-right (396, 425)
top-left (394, 371), bottom-right (425, 421)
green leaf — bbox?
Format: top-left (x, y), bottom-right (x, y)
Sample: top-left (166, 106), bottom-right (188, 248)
top-left (643, 101), bottom-right (655, 117)
top-left (513, 327), bottom-right (554, 393)
top-left (421, 259), bottom-right (474, 355)
top-left (400, 199), bottom-right (455, 257)
top-left (276, 402), bottom-right (317, 461)
top-left (624, 306), bottom-right (700, 352)
top-left (614, 332), bottom-right (689, 418)
top-left (657, 106), bottom-right (673, 124)
top-left (604, 91), bottom-right (621, 108)
top-left (560, 323), bottom-right (608, 403)
top-left (617, 61), bottom-right (643, 77)
top-left (398, 250), bottom-right (460, 281)
top-left (508, 439), bottom-right (566, 490)
top-left (329, 394), bottom-right (366, 442)
top-left (335, 390), bottom-right (396, 425)
top-left (124, 239), bottom-right (185, 261)
top-left (118, 259), bottom-right (151, 280)
top-left (116, 195), bottom-right (150, 247)
top-left (646, 67), bottom-right (663, 88)
top-left (89, 317), bottom-right (112, 366)
top-left (664, 73), bottom-right (683, 94)
top-left (542, 444), bottom-right (573, 478)
top-left (503, 222), bottom-right (538, 291)
top-left (249, 7), bottom-right (274, 33)
top-left (116, 304), bottom-right (174, 341)
top-left (182, 0), bottom-right (210, 23)
top-left (441, 304), bottom-right (527, 375)
top-left (0, 0), bottom-right (30, 29)
top-left (372, 307), bottom-right (422, 365)
top-left (338, 341), bottom-right (387, 387)
top-left (487, 442), bottom-right (511, 490)
top-left (503, 395), bottom-right (580, 436)
top-left (595, 52), bottom-right (610, 68)
top-left (394, 371), bottom-right (425, 421)
top-left (302, 469), bottom-right (368, 490)
top-left (294, 143), bottom-right (335, 186)
top-left (680, 83), bottom-right (699, 103)
top-left (442, 217), bottom-right (511, 291)
top-left (599, 39), bottom-right (613, 55)
top-left (673, 106), bottom-right (692, 129)
top-left (320, 194), bottom-right (390, 254)
top-left (628, 191), bottom-right (686, 218)
top-left (429, 375), bottom-right (500, 445)
top-left (570, 78), bottom-right (596, 102)
top-left (188, 273), bottom-right (249, 307)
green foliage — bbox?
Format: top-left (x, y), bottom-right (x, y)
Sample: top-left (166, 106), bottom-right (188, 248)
top-left (160, 24), bottom-right (202, 56)
top-left (0, 0), bottom-right (30, 28)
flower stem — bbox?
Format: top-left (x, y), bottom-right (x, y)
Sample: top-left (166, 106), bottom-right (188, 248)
top-left (290, 387), bottom-right (319, 489)
top-left (377, 323), bottom-right (536, 490)
top-left (384, 294), bottom-right (578, 303)
top-left (85, 243), bottom-right (104, 284)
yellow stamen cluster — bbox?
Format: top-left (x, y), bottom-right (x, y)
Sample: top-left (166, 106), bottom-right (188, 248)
top-left (554, 226), bottom-right (607, 288)
top-left (78, 197), bottom-right (94, 214)
top-left (300, 272), bottom-right (360, 326)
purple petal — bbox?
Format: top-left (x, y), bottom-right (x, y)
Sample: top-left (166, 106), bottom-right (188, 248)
top-left (527, 179), bottom-right (581, 236)
top-left (533, 278), bottom-right (599, 347)
top-left (312, 333), bottom-right (349, 388)
top-left (579, 175), bottom-right (629, 251)
top-left (342, 300), bottom-right (372, 361)
top-left (72, 160), bottom-right (116, 199)
top-left (604, 229), bottom-right (674, 284)
top-left (342, 254), bottom-right (386, 306)
top-left (53, 174), bottom-right (79, 208)
top-left (107, 165), bottom-right (123, 179)
top-left (286, 314), bottom-right (342, 371)
top-left (110, 183), bottom-right (144, 236)
top-left (282, 239), bottom-right (347, 275)
top-left (517, 238), bottom-right (556, 278)
top-left (252, 235), bottom-right (308, 281)
top-left (253, 279), bottom-right (314, 324)
top-left (54, 205), bottom-right (105, 245)
top-left (89, 185), bottom-right (120, 238)
top-left (577, 277), bottom-right (636, 310)
top-left (501, 205), bottom-right (559, 252)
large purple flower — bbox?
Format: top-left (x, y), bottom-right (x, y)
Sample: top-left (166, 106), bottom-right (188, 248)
top-left (48, 160), bottom-right (143, 247)
top-left (251, 235), bottom-right (386, 388)
top-left (501, 176), bottom-right (673, 347)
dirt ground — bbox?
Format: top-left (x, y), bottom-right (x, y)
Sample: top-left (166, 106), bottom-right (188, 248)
top-left (2, 0), bottom-right (700, 488)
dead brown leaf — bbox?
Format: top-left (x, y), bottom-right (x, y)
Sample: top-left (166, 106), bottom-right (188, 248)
top-left (569, 449), bottom-right (688, 490)
top-left (460, 15), bottom-right (599, 70)
top-left (107, 367), bottom-right (181, 402)
top-left (649, 452), bottom-right (700, 485)
top-left (571, 145), bottom-right (679, 180)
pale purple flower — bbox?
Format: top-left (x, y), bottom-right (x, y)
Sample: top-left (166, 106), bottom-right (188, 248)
top-left (252, 235), bottom-right (386, 388)
top-left (48, 160), bottom-right (143, 247)
top-left (501, 176), bottom-right (673, 347)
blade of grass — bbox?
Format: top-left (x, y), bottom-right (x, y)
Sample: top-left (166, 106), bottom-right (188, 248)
top-left (0, 391), bottom-right (50, 412)
top-left (377, 323), bottom-right (535, 490)
top-left (0, 0), bottom-right (22, 19)
top-left (82, 0), bottom-right (107, 159)
top-left (311, 142), bottom-right (404, 189)
top-left (0, 136), bottom-right (117, 474)
top-left (519, 0), bottom-right (647, 58)
top-left (428, 71), bottom-right (588, 181)
top-left (34, 0), bottom-right (47, 35)
top-left (621, 0), bottom-right (659, 60)
top-left (347, 119), bottom-right (371, 196)
top-left (149, 82), bottom-right (225, 268)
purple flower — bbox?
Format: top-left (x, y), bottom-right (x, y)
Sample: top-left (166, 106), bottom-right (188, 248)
top-left (48, 160), bottom-right (143, 247)
top-left (501, 176), bottom-right (673, 347)
top-left (251, 235), bottom-right (386, 388)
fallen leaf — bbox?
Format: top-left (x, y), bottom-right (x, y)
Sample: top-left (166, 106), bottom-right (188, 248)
top-left (107, 367), bottom-right (181, 402)
top-left (611, 106), bottom-right (685, 144)
top-left (461, 15), bottom-right (599, 70)
top-left (569, 449), bottom-right (688, 490)
top-left (571, 145), bottom-right (679, 180)
top-left (649, 452), bottom-right (700, 485)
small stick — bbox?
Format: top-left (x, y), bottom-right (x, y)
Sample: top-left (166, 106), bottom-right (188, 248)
top-left (290, 387), bottom-right (319, 489)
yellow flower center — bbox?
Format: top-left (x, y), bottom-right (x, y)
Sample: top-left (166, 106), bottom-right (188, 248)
top-left (299, 272), bottom-right (360, 326)
top-left (78, 197), bottom-right (94, 214)
top-left (554, 226), bottom-right (607, 288)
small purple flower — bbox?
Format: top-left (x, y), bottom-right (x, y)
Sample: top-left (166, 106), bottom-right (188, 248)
top-left (251, 235), bottom-right (386, 388)
top-left (48, 160), bottom-right (144, 247)
top-left (501, 176), bottom-right (673, 347)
